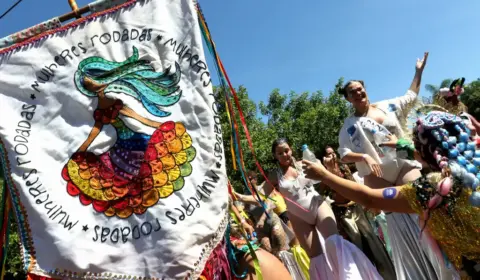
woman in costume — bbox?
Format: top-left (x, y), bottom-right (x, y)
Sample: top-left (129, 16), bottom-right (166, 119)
top-left (234, 172), bottom-right (310, 280)
top-left (434, 78), bottom-right (480, 137)
top-left (226, 196), bottom-right (293, 280)
top-left (234, 171), bottom-right (299, 247)
top-left (302, 110), bottom-right (480, 278)
top-left (337, 52), bottom-right (454, 280)
top-left (337, 53), bottom-right (428, 187)
top-left (200, 196), bottom-right (292, 280)
top-left (322, 146), bottom-right (396, 279)
top-left (62, 46), bottom-right (196, 219)
top-left (233, 172), bottom-right (290, 256)
top-left (263, 138), bottom-right (382, 280)
top-left (235, 172), bottom-right (292, 225)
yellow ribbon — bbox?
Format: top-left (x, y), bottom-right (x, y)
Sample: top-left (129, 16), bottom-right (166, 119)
top-left (229, 209), bottom-right (263, 280)
top-left (291, 245), bottom-right (311, 280)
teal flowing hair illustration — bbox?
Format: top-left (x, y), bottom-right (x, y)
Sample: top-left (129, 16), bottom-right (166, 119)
top-left (63, 46), bottom-right (196, 219)
top-left (75, 46), bottom-right (181, 117)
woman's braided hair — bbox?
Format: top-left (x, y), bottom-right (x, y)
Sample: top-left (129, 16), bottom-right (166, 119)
top-left (412, 111), bottom-right (480, 212)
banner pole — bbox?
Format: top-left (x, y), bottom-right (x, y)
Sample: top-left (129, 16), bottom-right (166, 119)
top-left (60, 0), bottom-right (88, 22)
top-left (68, 0), bottom-right (81, 18)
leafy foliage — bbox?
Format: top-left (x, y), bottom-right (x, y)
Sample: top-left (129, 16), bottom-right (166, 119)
top-left (259, 78), bottom-right (351, 156)
top-left (0, 177), bottom-right (25, 280)
top-left (461, 78), bottom-right (480, 120)
top-left (219, 78), bottom-right (351, 192)
top-left (4, 218), bottom-right (25, 280)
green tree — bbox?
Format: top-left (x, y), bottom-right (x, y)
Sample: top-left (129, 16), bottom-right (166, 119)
top-left (214, 78), bottom-right (351, 191)
top-left (4, 219), bottom-right (25, 280)
top-left (0, 174), bottom-right (25, 280)
top-left (213, 86), bottom-right (275, 192)
top-left (259, 78), bottom-right (351, 158)
top-left (461, 78), bottom-right (480, 120)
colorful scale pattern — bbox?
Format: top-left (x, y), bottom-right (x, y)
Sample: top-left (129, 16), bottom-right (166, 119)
top-left (62, 101), bottom-right (196, 219)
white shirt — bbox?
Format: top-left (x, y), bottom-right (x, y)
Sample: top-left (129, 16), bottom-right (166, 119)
top-left (338, 90), bottom-right (421, 179)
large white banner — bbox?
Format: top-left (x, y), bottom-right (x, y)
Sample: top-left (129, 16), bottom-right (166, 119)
top-left (0, 0), bottom-right (228, 279)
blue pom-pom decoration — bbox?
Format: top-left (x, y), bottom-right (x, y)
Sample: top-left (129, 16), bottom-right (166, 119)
top-left (448, 149), bottom-right (459, 159)
top-left (464, 150), bottom-right (474, 160)
top-left (467, 142), bottom-right (476, 151)
top-left (448, 136), bottom-right (457, 146)
top-left (440, 128), bottom-right (449, 137)
top-left (464, 173), bottom-right (476, 187)
top-left (442, 141), bottom-right (449, 150)
top-left (449, 161), bottom-right (462, 177)
top-left (469, 192), bottom-right (480, 207)
top-left (459, 132), bottom-right (469, 143)
top-left (457, 142), bottom-right (466, 153)
top-left (466, 163), bottom-right (478, 174)
top-left (457, 156), bottom-right (467, 166)
top-left (473, 158), bottom-right (480, 167)
top-left (473, 178), bottom-right (480, 189)
top-left (476, 150), bottom-right (480, 157)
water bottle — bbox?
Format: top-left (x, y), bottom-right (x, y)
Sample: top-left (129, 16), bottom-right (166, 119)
top-left (301, 144), bottom-right (318, 162)
top-left (371, 129), bottom-right (396, 162)
top-left (301, 144), bottom-right (320, 184)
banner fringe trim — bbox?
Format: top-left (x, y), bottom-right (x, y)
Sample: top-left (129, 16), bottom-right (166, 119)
top-left (0, 0), bottom-right (228, 279)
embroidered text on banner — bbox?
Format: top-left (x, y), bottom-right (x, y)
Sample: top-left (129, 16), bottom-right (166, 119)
top-left (0, 0), bottom-right (227, 279)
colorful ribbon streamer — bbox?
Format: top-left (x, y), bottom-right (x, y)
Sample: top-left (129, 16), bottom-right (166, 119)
top-left (195, 3), bottom-right (309, 214)
top-left (196, 4), bottom-right (267, 212)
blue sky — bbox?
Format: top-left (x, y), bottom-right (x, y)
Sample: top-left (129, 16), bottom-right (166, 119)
top-left (1, 0), bottom-right (480, 108)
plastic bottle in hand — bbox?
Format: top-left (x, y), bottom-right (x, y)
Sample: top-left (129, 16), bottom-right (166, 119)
top-left (302, 144), bottom-right (319, 163)
top-left (371, 129), bottom-right (396, 162)
top-left (301, 144), bottom-right (320, 184)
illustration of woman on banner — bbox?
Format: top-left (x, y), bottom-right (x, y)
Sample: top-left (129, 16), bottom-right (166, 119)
top-left (62, 46), bottom-right (196, 219)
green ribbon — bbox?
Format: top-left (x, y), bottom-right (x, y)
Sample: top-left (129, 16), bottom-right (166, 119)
top-left (396, 138), bottom-right (415, 160)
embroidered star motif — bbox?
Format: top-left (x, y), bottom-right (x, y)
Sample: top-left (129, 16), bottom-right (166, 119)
top-left (216, 162), bottom-right (221, 168)
top-left (30, 94), bottom-right (36, 100)
top-left (82, 225), bottom-right (89, 232)
top-left (303, 186), bottom-right (312, 196)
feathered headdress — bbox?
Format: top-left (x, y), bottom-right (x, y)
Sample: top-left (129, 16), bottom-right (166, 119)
top-left (438, 78), bottom-right (466, 98)
top-left (401, 78), bottom-right (468, 140)
top-left (435, 78), bottom-right (468, 115)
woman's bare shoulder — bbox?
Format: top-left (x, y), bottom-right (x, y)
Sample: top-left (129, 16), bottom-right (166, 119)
top-left (266, 170), bottom-right (279, 184)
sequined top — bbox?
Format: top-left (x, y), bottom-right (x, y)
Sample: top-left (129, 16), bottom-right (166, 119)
top-left (401, 185), bottom-right (480, 270)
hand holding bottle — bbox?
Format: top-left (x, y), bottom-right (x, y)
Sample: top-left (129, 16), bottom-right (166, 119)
top-left (363, 154), bottom-right (383, 177)
top-left (301, 144), bottom-right (321, 184)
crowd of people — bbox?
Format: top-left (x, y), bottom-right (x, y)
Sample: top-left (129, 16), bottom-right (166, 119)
top-left (224, 52), bottom-right (480, 280)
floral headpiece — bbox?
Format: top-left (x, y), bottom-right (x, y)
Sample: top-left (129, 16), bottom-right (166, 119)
top-left (438, 77), bottom-right (465, 98)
